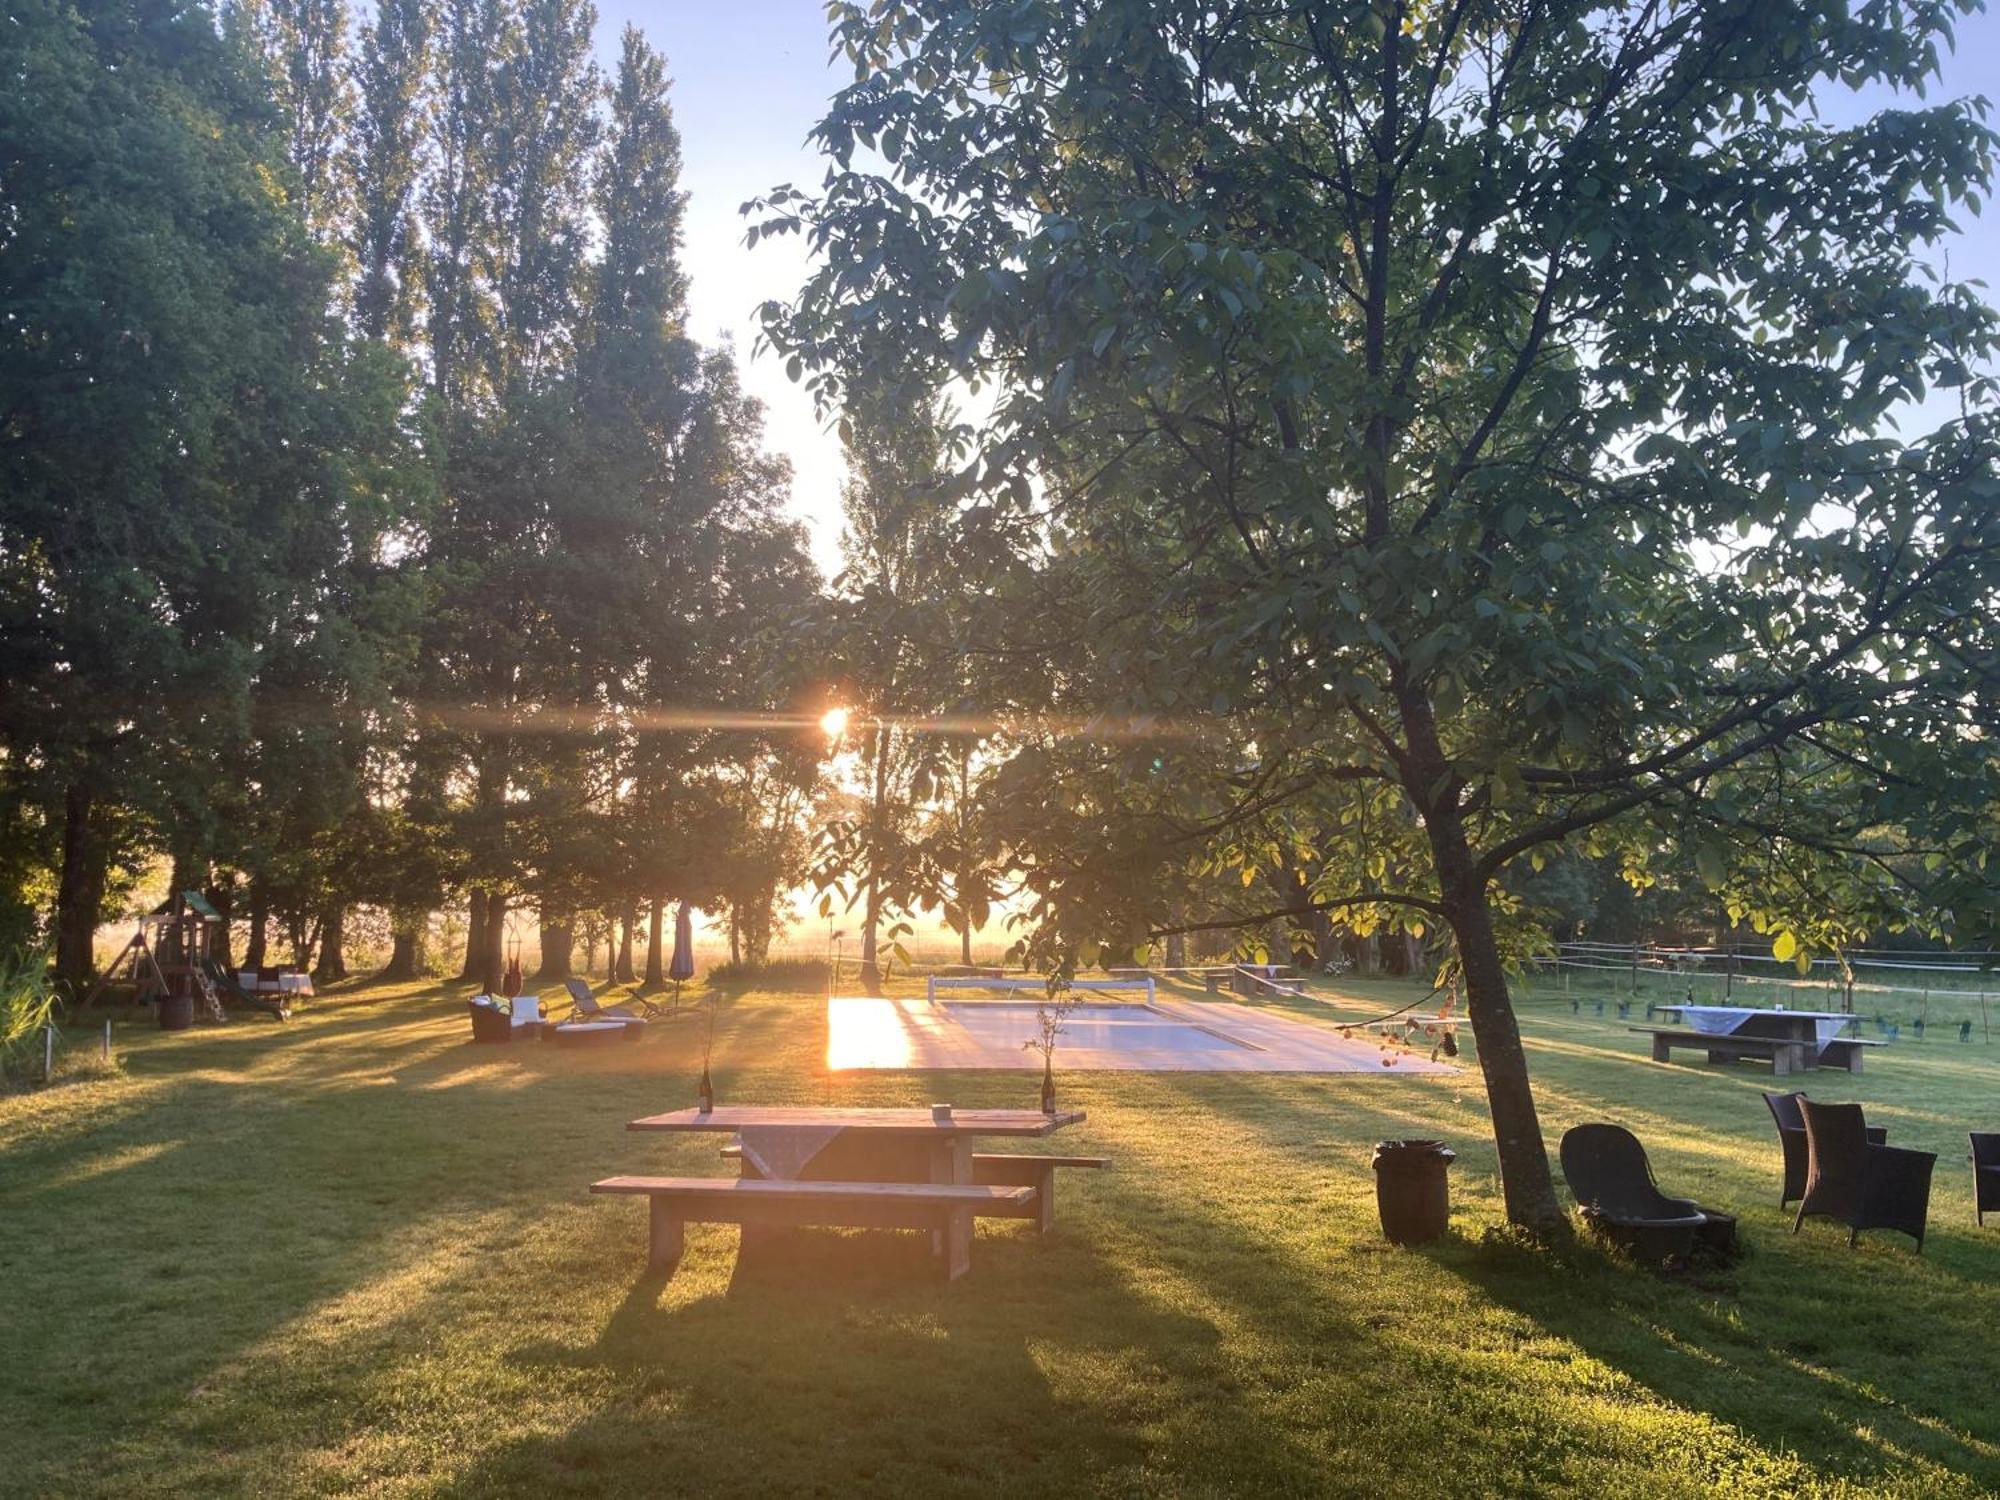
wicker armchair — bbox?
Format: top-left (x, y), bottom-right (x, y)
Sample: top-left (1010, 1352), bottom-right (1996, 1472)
top-left (1794, 1099), bottom-right (1934, 1250)
top-left (1764, 1091), bottom-right (1886, 1208)
top-left (1971, 1133), bottom-right (2000, 1227)
top-left (467, 997), bottom-right (513, 1044)
top-left (1560, 1124), bottom-right (1711, 1262)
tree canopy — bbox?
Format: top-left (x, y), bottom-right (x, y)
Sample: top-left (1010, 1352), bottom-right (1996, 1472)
top-left (756, 0), bottom-right (2000, 1227)
top-left (1, 0), bottom-right (820, 994)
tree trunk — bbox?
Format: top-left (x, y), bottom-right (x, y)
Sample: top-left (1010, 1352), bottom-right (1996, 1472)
top-left (1439, 881), bottom-right (1564, 1232)
top-left (728, 908), bottom-right (741, 966)
top-left (858, 876), bottom-right (883, 995)
top-left (616, 907), bottom-right (636, 984)
top-left (641, 896), bottom-right (663, 988)
top-left (314, 906), bottom-right (348, 982)
top-left (244, 883), bottom-right (270, 970)
top-left (747, 887), bottom-right (774, 966)
top-left (1401, 694), bottom-right (1565, 1234)
top-left (480, 893), bottom-right (507, 992)
top-left (380, 920), bottom-right (425, 981)
top-left (858, 726), bottom-right (892, 994)
top-left (204, 880), bottom-right (236, 967)
top-left (459, 891), bottom-right (489, 981)
top-left (54, 781), bottom-right (108, 991)
top-left (535, 918), bottom-right (573, 980)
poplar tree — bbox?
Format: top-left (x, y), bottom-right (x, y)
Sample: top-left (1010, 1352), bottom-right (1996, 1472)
top-left (351, 0), bottom-right (434, 346)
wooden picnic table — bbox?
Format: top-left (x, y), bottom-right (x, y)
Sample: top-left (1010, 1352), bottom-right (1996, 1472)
top-left (630, 1105), bottom-right (1084, 1185)
top-left (620, 1105), bottom-right (1090, 1277)
top-left (629, 1105), bottom-right (1083, 1136)
top-left (1651, 1005), bottom-right (1875, 1072)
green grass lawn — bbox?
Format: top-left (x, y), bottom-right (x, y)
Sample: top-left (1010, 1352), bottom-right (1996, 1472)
top-left (4, 976), bottom-right (1998, 1497)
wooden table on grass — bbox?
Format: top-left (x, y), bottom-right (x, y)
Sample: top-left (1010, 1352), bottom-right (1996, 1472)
top-left (1654, 1005), bottom-right (1868, 1070)
top-left (627, 1105), bottom-right (1087, 1272)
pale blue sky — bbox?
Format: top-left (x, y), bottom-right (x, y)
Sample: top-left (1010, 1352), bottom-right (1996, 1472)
top-left (603, 2), bottom-right (2000, 570)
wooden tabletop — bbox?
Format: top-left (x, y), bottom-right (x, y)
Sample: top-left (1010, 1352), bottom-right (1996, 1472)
top-left (1658, 1005), bottom-right (1855, 1021)
top-left (626, 1105), bottom-right (1086, 1136)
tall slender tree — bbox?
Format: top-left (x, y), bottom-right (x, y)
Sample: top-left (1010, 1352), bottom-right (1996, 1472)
top-left (351, 0), bottom-right (434, 345)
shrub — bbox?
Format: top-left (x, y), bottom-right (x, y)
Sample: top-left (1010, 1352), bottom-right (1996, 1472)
top-left (0, 949), bottom-right (59, 1084)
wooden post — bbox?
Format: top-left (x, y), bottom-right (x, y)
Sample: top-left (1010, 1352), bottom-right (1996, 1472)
top-left (1630, 941), bottom-right (1641, 994)
top-left (43, 1023), bottom-right (55, 1083)
top-left (648, 1197), bottom-right (684, 1270)
top-left (102, 1018), bottom-right (111, 1062)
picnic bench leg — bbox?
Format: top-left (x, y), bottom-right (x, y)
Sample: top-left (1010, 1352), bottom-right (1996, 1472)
top-left (1767, 1046), bottom-right (1790, 1075)
top-left (1035, 1164), bottom-right (1056, 1235)
top-left (648, 1198), bottom-right (684, 1271)
top-left (928, 1137), bottom-right (973, 1261)
top-left (1652, 1035), bottom-right (1670, 1063)
top-left (1707, 1048), bottom-right (1733, 1067)
top-left (942, 1204), bottom-right (973, 1280)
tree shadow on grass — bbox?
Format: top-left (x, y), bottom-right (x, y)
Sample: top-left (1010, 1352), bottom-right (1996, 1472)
top-left (474, 1210), bottom-right (1362, 1497)
top-left (1432, 1229), bottom-right (2000, 1491)
top-left (1092, 1065), bottom-right (2000, 1491)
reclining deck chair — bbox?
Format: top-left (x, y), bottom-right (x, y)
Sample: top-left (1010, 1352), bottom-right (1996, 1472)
top-left (560, 976), bottom-right (664, 1024)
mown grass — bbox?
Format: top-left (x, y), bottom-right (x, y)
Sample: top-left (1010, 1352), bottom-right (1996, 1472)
top-left (2, 975), bottom-right (1997, 1497)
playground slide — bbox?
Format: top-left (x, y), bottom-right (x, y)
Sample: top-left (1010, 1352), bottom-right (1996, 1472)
top-left (199, 958), bottom-right (292, 1020)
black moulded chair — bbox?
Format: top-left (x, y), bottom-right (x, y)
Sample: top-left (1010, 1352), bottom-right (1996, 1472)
top-left (1793, 1098), bottom-right (1935, 1251)
top-left (1764, 1091), bottom-right (1886, 1209)
top-left (1560, 1123), bottom-right (1710, 1263)
top-left (1971, 1133), bottom-right (2000, 1228)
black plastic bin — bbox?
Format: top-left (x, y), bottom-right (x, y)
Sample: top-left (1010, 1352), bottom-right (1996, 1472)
top-left (1372, 1139), bottom-right (1456, 1245)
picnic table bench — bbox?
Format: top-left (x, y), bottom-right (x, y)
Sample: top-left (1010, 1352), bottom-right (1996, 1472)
top-left (589, 1176), bottom-right (1036, 1278)
top-left (1634, 1027), bottom-right (1878, 1075)
top-left (720, 1142), bottom-right (1107, 1233)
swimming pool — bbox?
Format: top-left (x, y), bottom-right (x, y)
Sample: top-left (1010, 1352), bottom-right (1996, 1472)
top-left (822, 995), bottom-right (1454, 1073)
top-left (941, 1002), bottom-right (1254, 1055)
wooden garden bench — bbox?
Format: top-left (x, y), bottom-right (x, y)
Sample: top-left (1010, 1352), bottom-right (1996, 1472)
top-left (969, 1154), bottom-right (1108, 1233)
top-left (1813, 1037), bottom-right (1880, 1073)
top-left (589, 1175), bottom-right (1036, 1279)
top-left (1633, 1027), bottom-right (1810, 1074)
top-left (717, 1144), bottom-right (1108, 1234)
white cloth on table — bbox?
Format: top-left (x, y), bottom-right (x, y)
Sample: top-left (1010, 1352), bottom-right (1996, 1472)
top-left (1678, 1006), bottom-right (1753, 1037)
top-left (1676, 1005), bottom-right (1853, 1051)
top-left (737, 1123), bottom-right (850, 1181)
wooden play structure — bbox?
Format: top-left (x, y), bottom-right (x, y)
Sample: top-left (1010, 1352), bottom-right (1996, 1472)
top-left (82, 891), bottom-right (291, 1028)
